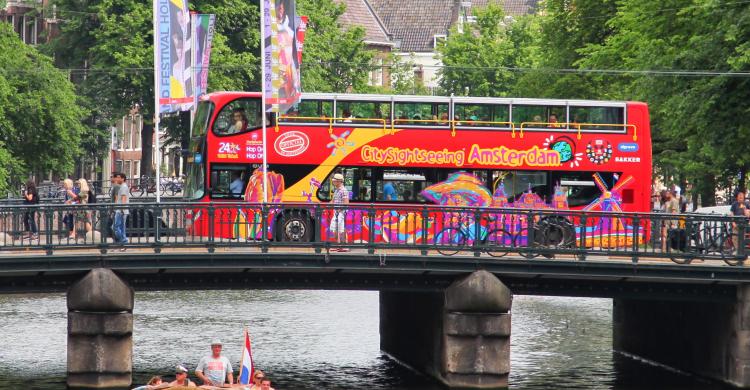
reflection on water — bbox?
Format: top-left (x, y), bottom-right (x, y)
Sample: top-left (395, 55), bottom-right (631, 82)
top-left (0, 291), bottom-right (729, 389)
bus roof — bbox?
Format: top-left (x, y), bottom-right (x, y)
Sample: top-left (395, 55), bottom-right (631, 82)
top-left (204, 91), bottom-right (642, 107)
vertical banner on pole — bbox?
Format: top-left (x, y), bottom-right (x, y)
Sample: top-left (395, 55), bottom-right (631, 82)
top-left (263, 0), bottom-right (307, 114)
top-left (156, 0), bottom-right (192, 114)
top-left (155, 0), bottom-right (191, 202)
top-left (192, 13), bottom-right (216, 109)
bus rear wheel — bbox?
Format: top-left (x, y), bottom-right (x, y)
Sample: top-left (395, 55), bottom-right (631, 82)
top-left (278, 212), bottom-right (312, 242)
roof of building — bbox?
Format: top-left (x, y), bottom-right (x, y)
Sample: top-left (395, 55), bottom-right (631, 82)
top-left (368, 0), bottom-right (539, 53)
top-left (471, 0), bottom-right (539, 16)
top-left (335, 0), bottom-right (392, 46)
top-left (368, 0), bottom-right (457, 52)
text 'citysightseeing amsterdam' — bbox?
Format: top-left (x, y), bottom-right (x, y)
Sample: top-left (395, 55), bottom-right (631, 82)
top-left (360, 145), bottom-right (561, 167)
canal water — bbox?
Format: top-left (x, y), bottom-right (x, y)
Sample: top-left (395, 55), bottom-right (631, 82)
top-left (0, 291), bottom-right (728, 389)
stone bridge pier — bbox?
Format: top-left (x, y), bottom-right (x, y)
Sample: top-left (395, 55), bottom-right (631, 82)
top-left (614, 285), bottom-right (750, 388)
top-left (380, 270), bottom-right (512, 389)
top-left (67, 268), bottom-right (134, 389)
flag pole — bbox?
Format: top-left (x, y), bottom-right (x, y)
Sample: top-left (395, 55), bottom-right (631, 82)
top-left (261, 0), bottom-right (268, 204)
top-left (153, 0), bottom-right (161, 203)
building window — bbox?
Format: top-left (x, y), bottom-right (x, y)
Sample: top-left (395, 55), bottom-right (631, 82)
top-left (115, 160), bottom-right (123, 175)
top-left (124, 160), bottom-right (132, 180)
top-left (123, 119), bottom-right (132, 150)
top-left (133, 161), bottom-right (140, 179)
top-left (130, 116), bottom-right (140, 150)
top-left (433, 34), bottom-right (447, 48)
top-left (369, 58), bottom-right (383, 87)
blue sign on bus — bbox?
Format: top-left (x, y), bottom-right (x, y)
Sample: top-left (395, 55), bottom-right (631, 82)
top-left (618, 143), bottom-right (639, 153)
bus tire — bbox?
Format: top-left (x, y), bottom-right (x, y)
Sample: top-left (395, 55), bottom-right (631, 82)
top-left (539, 216), bottom-right (576, 248)
top-left (278, 210), bottom-right (312, 242)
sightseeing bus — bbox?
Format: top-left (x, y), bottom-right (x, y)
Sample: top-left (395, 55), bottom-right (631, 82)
top-left (184, 92), bottom-right (651, 246)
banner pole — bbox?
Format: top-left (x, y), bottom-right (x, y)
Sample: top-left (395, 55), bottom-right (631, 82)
top-left (261, 0), bottom-right (268, 204)
top-left (153, 0), bottom-right (161, 203)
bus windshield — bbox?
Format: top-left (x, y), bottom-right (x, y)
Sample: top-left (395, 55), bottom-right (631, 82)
top-left (192, 101), bottom-right (213, 137)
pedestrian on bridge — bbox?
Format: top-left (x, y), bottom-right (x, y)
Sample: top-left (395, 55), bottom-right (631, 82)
top-left (22, 180), bottom-right (38, 240)
top-left (330, 172), bottom-right (349, 252)
top-left (111, 172), bottom-right (129, 250)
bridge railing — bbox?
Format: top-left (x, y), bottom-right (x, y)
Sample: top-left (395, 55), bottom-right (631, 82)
top-left (0, 202), bottom-right (744, 264)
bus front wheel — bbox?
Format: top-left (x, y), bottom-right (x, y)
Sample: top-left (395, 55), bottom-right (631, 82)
top-left (278, 211), bottom-right (312, 242)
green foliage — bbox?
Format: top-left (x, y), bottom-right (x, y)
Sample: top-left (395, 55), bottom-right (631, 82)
top-left (0, 23), bottom-right (87, 190)
top-left (438, 4), bottom-right (536, 97)
top-left (436, 0), bottom-right (750, 204)
top-left (297, 0), bottom-right (376, 93)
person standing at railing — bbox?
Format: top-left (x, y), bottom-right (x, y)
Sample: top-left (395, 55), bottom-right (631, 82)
top-left (22, 180), bottom-right (39, 240)
top-left (76, 179), bottom-right (93, 237)
top-left (661, 189), bottom-right (680, 252)
top-left (330, 173), bottom-right (349, 252)
top-left (111, 172), bottom-right (129, 251)
top-left (730, 189), bottom-right (749, 254)
top-left (62, 178), bottom-right (78, 239)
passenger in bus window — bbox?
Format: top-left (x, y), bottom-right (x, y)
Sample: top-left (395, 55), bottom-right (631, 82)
top-left (547, 114), bottom-right (562, 128)
top-left (532, 115), bottom-right (542, 123)
top-left (431, 115), bottom-right (438, 124)
top-left (342, 109), bottom-right (354, 123)
top-left (383, 181), bottom-right (397, 201)
top-left (454, 114), bottom-right (462, 126)
top-left (469, 115), bottom-right (478, 126)
top-left (229, 172), bottom-right (244, 198)
top-left (228, 108), bottom-right (248, 133)
top-left (439, 113), bottom-right (449, 125)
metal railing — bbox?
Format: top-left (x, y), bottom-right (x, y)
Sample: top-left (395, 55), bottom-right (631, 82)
top-left (0, 202), bottom-right (744, 265)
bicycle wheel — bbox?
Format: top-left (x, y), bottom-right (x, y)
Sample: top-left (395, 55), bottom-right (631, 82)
top-left (435, 227), bottom-right (467, 256)
top-left (130, 185), bottom-right (144, 198)
top-left (159, 184), bottom-right (167, 197)
top-left (514, 227), bottom-right (540, 259)
top-left (483, 229), bottom-right (513, 258)
top-left (167, 183), bottom-right (178, 196)
top-left (721, 235), bottom-right (743, 266)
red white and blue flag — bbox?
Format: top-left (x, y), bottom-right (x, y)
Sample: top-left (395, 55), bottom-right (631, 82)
top-left (238, 329), bottom-right (255, 385)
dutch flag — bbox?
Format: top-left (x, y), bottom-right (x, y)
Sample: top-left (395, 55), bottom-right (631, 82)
top-left (238, 329), bottom-right (255, 385)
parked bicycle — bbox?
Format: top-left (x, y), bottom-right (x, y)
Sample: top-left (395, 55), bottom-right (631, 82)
top-left (669, 220), bottom-right (742, 266)
top-left (129, 176), bottom-right (165, 197)
top-left (433, 214), bottom-right (513, 257)
top-left (162, 178), bottom-right (183, 196)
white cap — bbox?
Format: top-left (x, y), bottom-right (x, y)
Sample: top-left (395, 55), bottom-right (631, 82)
top-left (333, 173), bottom-right (344, 181)
top-left (211, 339), bottom-right (222, 346)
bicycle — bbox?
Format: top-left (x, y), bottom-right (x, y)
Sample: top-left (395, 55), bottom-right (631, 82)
top-left (162, 179), bottom-right (183, 196)
top-left (130, 176), bottom-right (165, 197)
top-left (669, 220), bottom-right (742, 266)
top-left (433, 215), bottom-right (513, 257)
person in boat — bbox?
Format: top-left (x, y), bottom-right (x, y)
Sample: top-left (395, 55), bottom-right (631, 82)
top-left (195, 339), bottom-right (234, 387)
top-left (132, 376), bottom-right (170, 390)
top-left (259, 377), bottom-right (275, 390)
top-left (170, 365), bottom-right (196, 388)
top-left (247, 370), bottom-right (266, 389)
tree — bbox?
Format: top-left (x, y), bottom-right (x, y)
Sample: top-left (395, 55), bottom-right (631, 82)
top-left (0, 22), bottom-right (87, 191)
top-left (438, 4), bottom-right (535, 97)
top-left (48, 0), bottom-right (260, 178)
top-left (297, 0), bottom-right (376, 93)
top-left (578, 0), bottom-right (750, 205)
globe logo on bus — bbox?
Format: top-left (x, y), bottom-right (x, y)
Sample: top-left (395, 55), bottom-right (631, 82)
top-left (550, 138), bottom-right (574, 163)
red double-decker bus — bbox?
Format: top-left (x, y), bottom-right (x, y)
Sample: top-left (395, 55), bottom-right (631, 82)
top-left (184, 92), bottom-right (651, 244)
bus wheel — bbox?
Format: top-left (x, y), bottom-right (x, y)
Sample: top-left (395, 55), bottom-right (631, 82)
top-left (279, 212), bottom-right (311, 242)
